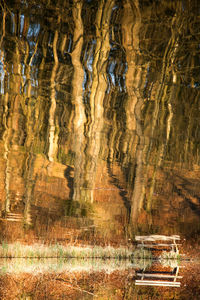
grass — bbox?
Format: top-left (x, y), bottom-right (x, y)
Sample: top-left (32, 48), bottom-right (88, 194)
top-left (0, 257), bottom-right (136, 274)
top-left (0, 242), bottom-right (148, 274)
top-left (0, 242), bottom-right (134, 259)
top-left (159, 250), bottom-right (181, 268)
top-left (132, 248), bottom-right (152, 260)
top-left (159, 250), bottom-right (181, 260)
top-left (0, 243), bottom-right (184, 274)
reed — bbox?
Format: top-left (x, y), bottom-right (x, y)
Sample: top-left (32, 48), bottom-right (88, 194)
top-left (159, 250), bottom-right (181, 268)
top-left (0, 257), bottom-right (135, 274)
top-left (0, 242), bottom-right (134, 259)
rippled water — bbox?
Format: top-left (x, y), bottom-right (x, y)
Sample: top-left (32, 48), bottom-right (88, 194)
top-left (0, 0), bottom-right (200, 298)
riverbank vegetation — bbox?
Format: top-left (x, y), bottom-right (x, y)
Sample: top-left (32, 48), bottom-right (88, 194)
top-left (0, 242), bottom-right (134, 259)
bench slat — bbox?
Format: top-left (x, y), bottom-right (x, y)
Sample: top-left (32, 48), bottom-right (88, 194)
top-left (135, 235), bottom-right (180, 242)
top-left (135, 280), bottom-right (180, 287)
top-left (136, 273), bottom-right (182, 279)
top-left (137, 243), bottom-right (181, 247)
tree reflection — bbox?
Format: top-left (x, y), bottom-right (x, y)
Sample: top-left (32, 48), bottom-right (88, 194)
top-left (0, 0), bottom-right (199, 244)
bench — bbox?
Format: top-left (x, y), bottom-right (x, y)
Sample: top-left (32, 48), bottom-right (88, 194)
top-left (134, 235), bottom-right (182, 287)
top-left (135, 269), bottom-right (182, 287)
top-left (135, 235), bottom-right (181, 253)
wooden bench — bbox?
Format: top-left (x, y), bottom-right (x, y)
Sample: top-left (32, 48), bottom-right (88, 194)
top-left (134, 235), bottom-right (182, 287)
top-left (135, 268), bottom-right (182, 287)
top-left (135, 235), bottom-right (181, 253)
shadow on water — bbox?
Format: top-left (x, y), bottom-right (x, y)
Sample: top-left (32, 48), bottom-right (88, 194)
top-left (64, 166), bottom-right (93, 218)
top-left (64, 166), bottom-right (74, 201)
top-left (170, 174), bottom-right (200, 217)
top-left (64, 165), bottom-right (76, 216)
top-left (107, 160), bottom-right (131, 216)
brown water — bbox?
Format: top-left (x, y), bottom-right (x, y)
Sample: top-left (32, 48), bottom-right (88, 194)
top-left (0, 0), bottom-right (200, 298)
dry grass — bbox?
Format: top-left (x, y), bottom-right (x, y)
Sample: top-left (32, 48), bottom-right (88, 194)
top-left (159, 250), bottom-right (181, 268)
top-left (0, 257), bottom-right (135, 274)
top-left (0, 242), bottom-right (134, 259)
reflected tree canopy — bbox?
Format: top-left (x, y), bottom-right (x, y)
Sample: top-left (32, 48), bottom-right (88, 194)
top-left (0, 0), bottom-right (199, 246)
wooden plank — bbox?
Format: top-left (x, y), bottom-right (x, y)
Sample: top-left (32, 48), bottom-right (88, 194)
top-left (135, 235), bottom-right (180, 241)
top-left (135, 280), bottom-right (181, 285)
top-left (135, 280), bottom-right (180, 287)
top-left (136, 273), bottom-right (182, 279)
top-left (137, 243), bottom-right (181, 247)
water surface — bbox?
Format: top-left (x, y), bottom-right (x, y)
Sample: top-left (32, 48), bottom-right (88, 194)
top-left (0, 0), bottom-right (200, 298)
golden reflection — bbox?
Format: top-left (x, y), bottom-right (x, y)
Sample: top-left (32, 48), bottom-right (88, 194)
top-left (0, 0), bottom-right (199, 253)
top-left (122, 0), bottom-right (148, 223)
top-left (48, 28), bottom-right (59, 162)
top-left (71, 0), bottom-right (87, 204)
